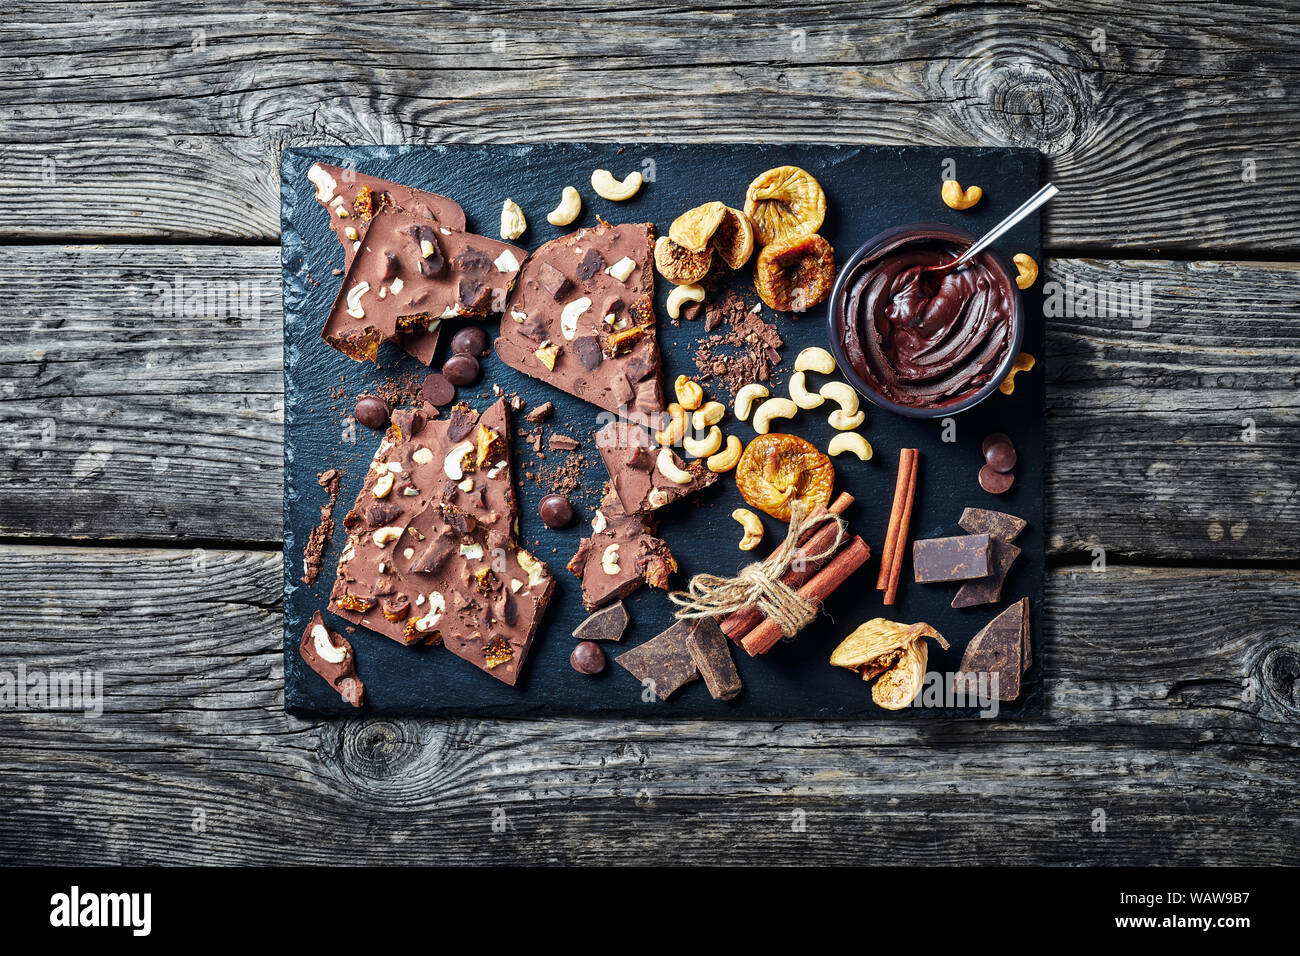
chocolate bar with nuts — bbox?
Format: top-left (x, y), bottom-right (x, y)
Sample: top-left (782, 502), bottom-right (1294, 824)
top-left (594, 420), bottom-right (717, 516)
top-left (494, 220), bottom-right (665, 418)
top-left (912, 534), bottom-right (992, 584)
top-left (329, 398), bottom-right (555, 686)
top-left (299, 611), bottom-right (365, 708)
top-left (322, 206), bottom-right (526, 365)
top-left (567, 489), bottom-right (677, 610)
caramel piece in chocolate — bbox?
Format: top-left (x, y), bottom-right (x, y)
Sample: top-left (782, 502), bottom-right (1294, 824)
top-left (299, 611), bottom-right (365, 708)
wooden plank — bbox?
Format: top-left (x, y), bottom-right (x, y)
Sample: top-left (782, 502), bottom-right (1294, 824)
top-left (3, 246), bottom-right (1296, 558)
top-left (0, 546), bottom-right (1294, 864)
top-left (1, 2), bottom-right (1297, 250)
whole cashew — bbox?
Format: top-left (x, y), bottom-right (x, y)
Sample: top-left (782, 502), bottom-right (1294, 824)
top-left (692, 401), bottom-right (726, 430)
top-left (752, 397), bottom-right (798, 434)
top-left (591, 168), bottom-right (643, 201)
top-left (732, 508), bottom-right (764, 551)
top-left (734, 383), bottom-right (770, 421)
top-left (654, 403), bottom-right (687, 446)
top-left (500, 198), bottom-right (527, 240)
top-left (827, 432), bottom-right (873, 461)
top-left (1013, 253), bottom-right (1039, 290)
top-left (794, 347), bottom-right (836, 375)
top-left (601, 544), bottom-right (621, 575)
top-left (941, 180), bottom-right (982, 210)
top-left (819, 381), bottom-right (860, 417)
top-left (789, 370), bottom-right (825, 410)
top-left (656, 448), bottom-right (694, 484)
top-left (666, 283), bottom-right (705, 319)
top-left (828, 408), bottom-right (866, 430)
top-left (682, 425), bottom-right (722, 458)
top-left (707, 434), bottom-right (743, 473)
top-left (674, 375), bottom-right (704, 411)
top-left (547, 186), bottom-right (582, 226)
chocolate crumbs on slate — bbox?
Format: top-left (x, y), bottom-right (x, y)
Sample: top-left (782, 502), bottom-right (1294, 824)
top-left (692, 290), bottom-right (784, 395)
top-left (302, 468), bottom-right (342, 585)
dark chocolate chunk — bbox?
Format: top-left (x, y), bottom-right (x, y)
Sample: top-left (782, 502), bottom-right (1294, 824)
top-left (411, 224), bottom-right (445, 277)
top-left (361, 502), bottom-right (403, 528)
top-left (458, 279), bottom-right (489, 311)
top-left (525, 401), bottom-right (555, 423)
top-left (495, 590), bottom-right (518, 627)
top-left (958, 598), bottom-right (1029, 701)
top-left (412, 536), bottom-right (455, 575)
top-left (442, 353), bottom-right (480, 386)
top-left (354, 395), bottom-right (390, 430)
top-left (615, 620), bottom-right (699, 700)
top-left (978, 464), bottom-right (1015, 495)
top-left (952, 540), bottom-right (1022, 608)
top-left (454, 247), bottom-right (493, 274)
top-left (381, 252), bottom-right (401, 281)
top-left (548, 434), bottom-right (580, 452)
top-left (610, 375), bottom-right (636, 409)
top-left (573, 335), bottom-right (603, 371)
top-left (445, 403), bottom-right (479, 442)
top-left (536, 262), bottom-right (572, 300)
top-left (570, 640), bottom-right (607, 675)
top-left (684, 618), bottom-right (742, 701)
top-left (421, 373), bottom-right (456, 406)
top-left (390, 407), bottom-right (426, 438)
top-left (958, 508), bottom-right (1027, 543)
top-left (912, 534), bottom-right (992, 583)
top-left (572, 601), bottom-right (630, 643)
top-left (576, 248), bottom-right (605, 283)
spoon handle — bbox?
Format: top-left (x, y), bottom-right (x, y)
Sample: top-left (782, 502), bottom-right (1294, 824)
top-left (954, 182), bottom-right (1058, 267)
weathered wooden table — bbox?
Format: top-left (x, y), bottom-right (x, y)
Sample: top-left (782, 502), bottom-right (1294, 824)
top-left (2, 2), bottom-right (1296, 865)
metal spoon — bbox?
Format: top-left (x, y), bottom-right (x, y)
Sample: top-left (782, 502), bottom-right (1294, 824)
top-left (924, 182), bottom-right (1058, 274)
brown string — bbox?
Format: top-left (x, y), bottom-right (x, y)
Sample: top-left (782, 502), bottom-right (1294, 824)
top-left (668, 501), bottom-right (846, 637)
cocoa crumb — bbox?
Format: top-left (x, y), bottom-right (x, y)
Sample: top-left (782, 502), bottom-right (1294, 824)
top-left (526, 401), bottom-right (555, 423)
top-left (691, 289), bottom-right (784, 395)
top-left (302, 468), bottom-right (342, 585)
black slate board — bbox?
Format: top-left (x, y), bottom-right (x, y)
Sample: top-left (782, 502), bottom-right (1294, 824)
top-left (282, 144), bottom-right (1044, 720)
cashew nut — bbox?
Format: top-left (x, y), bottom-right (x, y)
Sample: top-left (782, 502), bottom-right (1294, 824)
top-left (707, 435), bottom-right (743, 473)
top-left (1013, 253), bottom-right (1039, 290)
top-left (941, 180), bottom-right (982, 210)
top-left (827, 432), bottom-right (873, 461)
top-left (546, 186), bottom-right (582, 226)
top-left (311, 624), bottom-right (347, 664)
top-left (372, 526), bottom-right (403, 546)
top-left (656, 448), bottom-right (694, 484)
top-left (692, 401), bottom-right (726, 430)
top-left (591, 168), bottom-right (642, 202)
top-left (828, 408), bottom-right (866, 430)
top-left (752, 397), bottom-right (798, 434)
top-left (674, 375), bottom-right (704, 411)
top-left (794, 347), bottom-right (836, 375)
top-left (500, 198), bottom-right (527, 240)
top-left (819, 381), bottom-right (860, 417)
top-left (682, 425), bottom-right (722, 458)
top-left (443, 439), bottom-right (474, 480)
top-left (666, 283), bottom-right (705, 319)
top-left (654, 403), bottom-right (687, 446)
top-left (372, 472), bottom-right (394, 498)
top-left (734, 383), bottom-right (770, 422)
top-left (732, 508), bottom-right (764, 551)
top-left (789, 370), bottom-right (825, 410)
top-left (601, 544), bottom-right (621, 575)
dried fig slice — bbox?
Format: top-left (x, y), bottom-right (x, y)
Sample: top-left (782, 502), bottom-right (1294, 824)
top-left (710, 206), bottom-right (755, 269)
top-left (669, 201), bottom-right (727, 253)
top-left (829, 618), bottom-right (949, 710)
top-left (734, 433), bottom-right (834, 522)
top-left (654, 235), bottom-right (713, 284)
top-left (754, 234), bottom-right (835, 312)
top-left (744, 165), bottom-right (827, 247)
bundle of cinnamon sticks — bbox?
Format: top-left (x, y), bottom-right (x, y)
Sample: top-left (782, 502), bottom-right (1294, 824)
top-left (876, 448), bottom-right (920, 605)
top-left (720, 492), bottom-right (872, 656)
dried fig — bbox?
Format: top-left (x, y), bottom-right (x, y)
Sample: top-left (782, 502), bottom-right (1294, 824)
top-left (743, 165), bottom-right (826, 247)
top-left (754, 234), bottom-right (835, 312)
top-left (710, 206), bottom-right (755, 269)
top-left (829, 618), bottom-right (949, 710)
top-left (669, 201), bottom-right (727, 253)
top-left (734, 433), bottom-right (834, 522)
top-left (654, 235), bottom-right (713, 284)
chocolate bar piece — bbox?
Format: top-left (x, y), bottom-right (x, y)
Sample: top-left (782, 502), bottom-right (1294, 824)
top-left (952, 539), bottom-right (1022, 608)
top-left (495, 220), bottom-right (664, 418)
top-left (958, 507), bottom-right (1027, 544)
top-left (684, 618), bottom-right (742, 701)
top-left (615, 620), bottom-right (699, 701)
top-left (958, 597), bottom-right (1029, 701)
top-left (595, 420), bottom-right (717, 516)
top-left (307, 161), bottom-right (466, 270)
top-left (567, 490), bottom-right (677, 610)
top-left (912, 534), bottom-right (992, 583)
top-left (572, 601), bottom-right (630, 642)
top-left (299, 611), bottom-right (364, 708)
top-left (322, 207), bottom-right (525, 364)
top-left (329, 398), bottom-right (555, 685)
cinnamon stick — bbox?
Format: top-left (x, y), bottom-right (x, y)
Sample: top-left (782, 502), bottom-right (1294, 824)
top-left (876, 449), bottom-right (918, 590)
top-left (742, 535), bottom-right (872, 656)
top-left (720, 493), bottom-right (854, 642)
top-left (883, 450), bottom-right (920, 605)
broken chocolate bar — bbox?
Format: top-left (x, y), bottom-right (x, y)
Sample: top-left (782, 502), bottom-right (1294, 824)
top-left (494, 220), bottom-right (664, 418)
top-left (595, 420), bottom-right (717, 516)
top-left (567, 489), bottom-right (677, 610)
top-left (329, 398), bottom-right (555, 686)
top-left (615, 620), bottom-right (699, 701)
top-left (299, 611), bottom-right (365, 708)
top-left (952, 539), bottom-right (1022, 608)
top-left (958, 507), bottom-right (1028, 544)
top-left (322, 206), bottom-right (525, 365)
top-left (957, 597), bottom-right (1029, 701)
top-left (684, 618), bottom-right (742, 701)
top-left (912, 534), bottom-right (992, 584)
top-left (572, 601), bottom-right (630, 643)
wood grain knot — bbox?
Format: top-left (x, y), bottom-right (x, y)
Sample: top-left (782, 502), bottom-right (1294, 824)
top-left (960, 53), bottom-right (1089, 154)
top-left (340, 719), bottom-right (425, 779)
top-left (1259, 645), bottom-right (1300, 716)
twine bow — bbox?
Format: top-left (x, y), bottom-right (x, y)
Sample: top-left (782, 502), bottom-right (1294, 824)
top-left (668, 501), bottom-right (846, 638)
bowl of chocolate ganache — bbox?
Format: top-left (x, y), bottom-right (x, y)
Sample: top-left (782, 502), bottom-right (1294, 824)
top-left (827, 223), bottom-right (1023, 419)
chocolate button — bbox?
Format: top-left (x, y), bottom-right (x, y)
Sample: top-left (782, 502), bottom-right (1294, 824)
top-left (979, 463), bottom-right (1015, 495)
top-left (570, 640), bottom-right (607, 675)
top-left (985, 441), bottom-right (1017, 473)
top-left (354, 395), bottom-right (390, 430)
top-left (539, 494), bottom-right (575, 529)
top-left (421, 373), bottom-right (455, 406)
top-left (982, 432), bottom-right (1012, 455)
top-left (442, 353), bottom-right (480, 387)
top-left (450, 325), bottom-right (489, 357)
